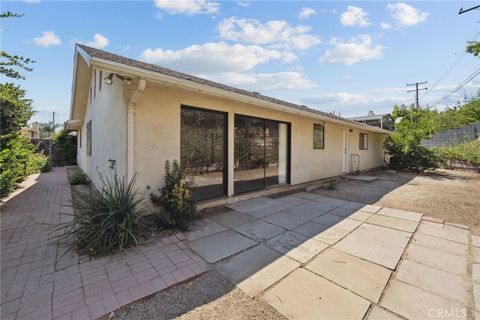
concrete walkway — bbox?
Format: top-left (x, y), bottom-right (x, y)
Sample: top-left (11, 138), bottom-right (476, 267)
top-left (186, 192), bottom-right (477, 320)
top-left (0, 168), bottom-right (207, 320)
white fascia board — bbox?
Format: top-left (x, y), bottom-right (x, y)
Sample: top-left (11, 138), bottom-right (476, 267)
top-left (91, 57), bottom-right (391, 134)
top-left (69, 47), bottom-right (92, 121)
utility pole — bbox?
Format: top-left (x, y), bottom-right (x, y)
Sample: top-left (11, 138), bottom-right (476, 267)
top-left (407, 81), bottom-right (428, 108)
top-left (49, 111), bottom-right (55, 158)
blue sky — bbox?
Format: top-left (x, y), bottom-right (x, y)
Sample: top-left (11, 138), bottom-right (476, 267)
top-left (2, 0), bottom-right (479, 125)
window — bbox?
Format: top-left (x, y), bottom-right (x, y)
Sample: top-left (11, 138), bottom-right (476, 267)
top-left (313, 123), bottom-right (325, 149)
top-left (359, 133), bottom-right (368, 150)
top-left (79, 129), bottom-right (82, 148)
top-left (94, 71), bottom-right (96, 99)
top-left (99, 71), bottom-right (102, 91)
top-left (86, 120), bottom-right (92, 155)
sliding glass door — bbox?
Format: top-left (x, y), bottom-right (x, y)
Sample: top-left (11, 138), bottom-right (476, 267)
top-left (234, 115), bottom-right (289, 194)
top-left (181, 106), bottom-right (227, 201)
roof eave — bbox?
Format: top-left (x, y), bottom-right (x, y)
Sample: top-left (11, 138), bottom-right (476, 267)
top-left (89, 56), bottom-right (390, 134)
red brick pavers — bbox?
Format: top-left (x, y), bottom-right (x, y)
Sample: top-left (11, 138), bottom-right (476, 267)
top-left (1, 168), bottom-right (207, 320)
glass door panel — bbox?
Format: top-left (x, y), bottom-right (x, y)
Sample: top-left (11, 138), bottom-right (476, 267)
top-left (181, 107), bottom-right (226, 201)
top-left (234, 116), bottom-right (265, 194)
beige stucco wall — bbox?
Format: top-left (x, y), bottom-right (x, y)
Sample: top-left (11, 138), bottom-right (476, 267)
top-left (77, 70), bottom-right (127, 185)
top-left (131, 82), bottom-right (388, 196)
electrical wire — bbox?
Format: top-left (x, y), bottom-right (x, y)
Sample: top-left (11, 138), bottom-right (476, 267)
top-left (429, 64), bottom-right (480, 107)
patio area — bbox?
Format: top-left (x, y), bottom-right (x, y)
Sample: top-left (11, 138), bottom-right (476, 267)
top-left (184, 192), bottom-right (477, 320)
top-left (0, 168), bottom-right (207, 320)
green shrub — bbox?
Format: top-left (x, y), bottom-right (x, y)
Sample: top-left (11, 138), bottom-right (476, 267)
top-left (68, 169), bottom-right (89, 185)
top-left (150, 160), bottom-right (196, 231)
top-left (435, 140), bottom-right (480, 165)
top-left (53, 129), bottom-right (77, 165)
top-left (384, 136), bottom-right (443, 173)
top-left (41, 157), bottom-right (52, 173)
top-left (0, 134), bottom-right (47, 197)
top-left (62, 171), bottom-right (147, 257)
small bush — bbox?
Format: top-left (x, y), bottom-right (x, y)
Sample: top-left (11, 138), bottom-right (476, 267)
top-left (384, 136), bottom-right (443, 173)
top-left (63, 171), bottom-right (146, 257)
top-left (435, 140), bottom-right (480, 165)
top-left (151, 160), bottom-right (196, 231)
top-left (323, 180), bottom-right (338, 190)
top-left (53, 129), bottom-right (77, 165)
top-left (26, 152), bottom-right (48, 175)
top-left (68, 169), bottom-right (89, 185)
top-left (41, 157), bottom-right (52, 173)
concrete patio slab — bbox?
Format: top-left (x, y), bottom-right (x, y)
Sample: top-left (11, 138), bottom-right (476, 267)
top-left (188, 230), bottom-right (257, 263)
top-left (284, 238), bottom-right (329, 263)
top-left (290, 192), bottom-right (325, 201)
top-left (244, 200), bottom-right (300, 218)
top-left (411, 232), bottom-right (469, 257)
top-left (348, 210), bottom-right (373, 222)
top-left (334, 224), bottom-right (411, 269)
top-left (313, 213), bottom-right (345, 227)
top-left (313, 219), bottom-right (362, 245)
top-left (261, 268), bottom-right (370, 320)
top-left (474, 247), bottom-right (480, 263)
top-left (315, 197), bottom-right (348, 207)
top-left (326, 205), bottom-right (358, 218)
top-left (216, 245), bottom-right (281, 284)
top-left (473, 264), bottom-right (480, 283)
top-left (366, 214), bottom-right (418, 232)
top-left (307, 248), bottom-right (391, 303)
top-left (474, 283), bottom-right (480, 312)
top-left (378, 207), bottom-right (423, 222)
top-left (209, 210), bottom-right (256, 228)
top-left (275, 195), bottom-right (310, 206)
top-left (298, 200), bottom-right (340, 214)
top-left (233, 219), bottom-right (285, 242)
top-left (381, 279), bottom-right (467, 320)
top-left (262, 211), bottom-right (311, 230)
top-left (367, 306), bottom-right (403, 320)
top-left (396, 259), bottom-right (469, 304)
top-left (416, 221), bottom-right (469, 244)
top-left (282, 204), bottom-right (327, 220)
top-left (360, 204), bottom-right (382, 214)
top-left (404, 243), bottom-right (468, 275)
top-left (472, 235), bottom-right (480, 248)
top-left (185, 218), bottom-right (227, 241)
top-left (341, 201), bottom-right (366, 210)
top-left (226, 197), bottom-right (280, 213)
top-left (292, 221), bottom-right (330, 238)
top-left (266, 231), bottom-right (308, 255)
top-left (237, 255), bottom-right (300, 298)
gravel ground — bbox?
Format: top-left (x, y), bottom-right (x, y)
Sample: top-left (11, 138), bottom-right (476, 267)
top-left (106, 270), bottom-right (287, 320)
top-left (315, 169), bottom-right (480, 234)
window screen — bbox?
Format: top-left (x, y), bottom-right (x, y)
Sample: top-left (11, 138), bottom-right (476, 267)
top-left (313, 123), bottom-right (325, 149)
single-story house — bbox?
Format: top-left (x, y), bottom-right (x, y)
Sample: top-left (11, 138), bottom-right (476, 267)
top-left (67, 44), bottom-right (390, 202)
top-left (20, 122), bottom-right (40, 139)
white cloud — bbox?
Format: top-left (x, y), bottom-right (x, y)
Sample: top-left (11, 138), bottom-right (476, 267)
top-left (140, 42), bottom-right (295, 74)
top-left (299, 7), bottom-right (316, 20)
top-left (340, 6), bottom-right (370, 27)
top-left (33, 31), bottom-right (61, 47)
top-left (320, 35), bottom-right (383, 65)
top-left (85, 34), bottom-right (109, 49)
top-left (237, 1), bottom-right (249, 7)
top-left (24, 0), bottom-right (40, 3)
top-left (380, 22), bottom-right (392, 30)
top-left (154, 0), bottom-right (219, 15)
top-left (217, 17), bottom-right (320, 50)
top-left (204, 71), bottom-right (316, 91)
top-left (386, 3), bottom-right (428, 26)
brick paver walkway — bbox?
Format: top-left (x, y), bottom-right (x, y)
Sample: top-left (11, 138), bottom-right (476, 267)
top-left (1, 168), bottom-right (207, 320)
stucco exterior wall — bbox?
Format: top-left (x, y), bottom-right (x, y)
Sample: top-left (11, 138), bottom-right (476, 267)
top-left (131, 82), bottom-right (388, 196)
top-left (77, 70), bottom-right (127, 185)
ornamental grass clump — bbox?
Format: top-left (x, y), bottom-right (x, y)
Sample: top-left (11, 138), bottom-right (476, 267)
top-left (63, 171), bottom-right (147, 257)
top-left (150, 160), bottom-right (196, 231)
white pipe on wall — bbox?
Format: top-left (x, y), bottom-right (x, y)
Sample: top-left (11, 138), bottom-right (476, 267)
top-left (127, 79), bottom-right (146, 181)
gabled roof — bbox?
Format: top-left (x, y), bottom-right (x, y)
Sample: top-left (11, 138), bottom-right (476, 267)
top-left (71, 44), bottom-right (391, 134)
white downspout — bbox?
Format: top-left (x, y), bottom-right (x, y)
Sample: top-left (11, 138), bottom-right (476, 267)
top-left (127, 79), bottom-right (146, 182)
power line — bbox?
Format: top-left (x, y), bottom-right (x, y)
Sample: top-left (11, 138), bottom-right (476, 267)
top-left (424, 31), bottom-right (480, 99)
top-left (407, 81), bottom-right (428, 108)
top-left (430, 64), bottom-right (480, 107)
top-left (459, 4), bottom-right (480, 14)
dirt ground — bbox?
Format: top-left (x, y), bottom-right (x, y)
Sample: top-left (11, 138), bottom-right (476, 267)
top-left (107, 270), bottom-right (286, 320)
top-left (314, 169), bottom-right (480, 234)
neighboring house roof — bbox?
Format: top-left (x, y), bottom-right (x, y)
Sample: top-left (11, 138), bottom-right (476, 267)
top-left (70, 44), bottom-right (391, 134)
top-left (421, 121), bottom-right (480, 148)
top-left (20, 127), bottom-right (39, 133)
top-left (349, 114), bottom-right (389, 121)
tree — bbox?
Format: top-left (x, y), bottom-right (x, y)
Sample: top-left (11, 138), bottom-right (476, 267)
top-left (466, 41), bottom-right (480, 57)
top-left (39, 121), bottom-right (60, 139)
top-left (0, 83), bottom-right (34, 140)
